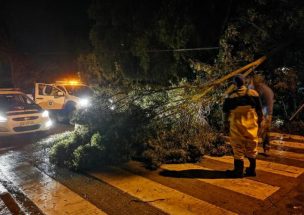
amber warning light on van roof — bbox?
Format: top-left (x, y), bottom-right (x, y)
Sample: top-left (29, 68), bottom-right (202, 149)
top-left (55, 80), bottom-right (83, 85)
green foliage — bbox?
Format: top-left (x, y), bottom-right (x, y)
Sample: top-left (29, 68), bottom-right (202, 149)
top-left (266, 67), bottom-right (304, 135)
top-left (282, 121), bottom-right (304, 136)
top-left (207, 136), bottom-right (232, 157)
top-left (217, 0), bottom-right (304, 72)
top-left (77, 54), bottom-right (103, 85)
top-left (49, 89), bottom-right (155, 170)
top-left (207, 103), bottom-right (224, 131)
top-left (270, 67), bottom-right (301, 119)
top-left (49, 132), bottom-right (82, 168)
top-left (143, 122), bottom-right (216, 169)
top-left (87, 0), bottom-right (228, 85)
top-left (217, 0), bottom-right (304, 133)
top-left (72, 142), bottom-right (104, 171)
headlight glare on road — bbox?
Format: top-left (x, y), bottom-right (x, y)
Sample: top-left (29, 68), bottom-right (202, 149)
top-left (42, 110), bottom-right (49, 118)
top-left (0, 114), bottom-right (7, 123)
top-left (79, 98), bottom-right (90, 107)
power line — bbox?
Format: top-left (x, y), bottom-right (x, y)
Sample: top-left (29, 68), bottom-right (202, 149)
top-left (147, 47), bottom-right (219, 52)
top-left (23, 47), bottom-right (219, 56)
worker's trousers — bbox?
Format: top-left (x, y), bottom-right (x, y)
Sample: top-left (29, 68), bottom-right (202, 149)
top-left (229, 109), bottom-right (259, 160)
top-left (230, 137), bottom-right (258, 160)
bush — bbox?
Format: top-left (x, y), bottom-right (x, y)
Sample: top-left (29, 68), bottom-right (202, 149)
top-left (205, 135), bottom-right (233, 157)
top-left (49, 132), bottom-right (80, 167)
top-left (49, 129), bottom-right (91, 169)
top-left (272, 120), bottom-right (304, 136)
top-left (49, 90), bottom-right (156, 170)
top-left (142, 120), bottom-right (219, 169)
top-left (72, 144), bottom-right (103, 170)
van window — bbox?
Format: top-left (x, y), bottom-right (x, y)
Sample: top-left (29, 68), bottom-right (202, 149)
top-left (64, 85), bottom-right (93, 97)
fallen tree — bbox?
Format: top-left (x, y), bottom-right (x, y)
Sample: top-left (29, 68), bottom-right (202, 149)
top-left (47, 50), bottom-right (281, 170)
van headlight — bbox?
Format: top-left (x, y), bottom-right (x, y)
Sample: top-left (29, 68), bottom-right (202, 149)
top-left (79, 98), bottom-right (90, 107)
top-left (42, 110), bottom-right (49, 118)
top-left (0, 114), bottom-right (7, 123)
top-left (45, 120), bottom-right (53, 128)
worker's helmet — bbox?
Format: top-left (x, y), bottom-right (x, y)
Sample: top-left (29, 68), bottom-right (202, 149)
top-left (232, 74), bottom-right (245, 88)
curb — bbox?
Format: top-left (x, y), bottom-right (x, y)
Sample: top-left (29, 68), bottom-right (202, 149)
top-left (0, 183), bottom-right (24, 215)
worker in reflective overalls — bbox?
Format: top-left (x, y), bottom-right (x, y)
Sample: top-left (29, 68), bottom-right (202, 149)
top-left (223, 75), bottom-right (263, 177)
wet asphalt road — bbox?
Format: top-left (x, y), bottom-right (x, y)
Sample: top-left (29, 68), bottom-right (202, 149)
top-left (0, 124), bottom-right (165, 215)
top-left (0, 125), bottom-right (304, 214)
top-left (0, 123), bottom-right (74, 214)
top-left (0, 123), bottom-right (73, 152)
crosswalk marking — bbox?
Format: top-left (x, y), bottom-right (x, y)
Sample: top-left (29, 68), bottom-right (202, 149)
top-left (0, 147), bottom-right (14, 152)
top-left (0, 162), bottom-right (106, 215)
top-left (270, 140), bottom-right (304, 150)
top-left (269, 132), bottom-right (304, 142)
top-left (90, 168), bottom-right (237, 215)
top-left (161, 163), bottom-right (280, 200)
top-left (206, 156), bottom-right (304, 178)
top-left (22, 177), bottom-right (107, 215)
top-left (258, 146), bottom-right (304, 162)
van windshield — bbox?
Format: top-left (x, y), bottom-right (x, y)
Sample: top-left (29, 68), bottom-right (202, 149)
top-left (64, 85), bottom-right (93, 97)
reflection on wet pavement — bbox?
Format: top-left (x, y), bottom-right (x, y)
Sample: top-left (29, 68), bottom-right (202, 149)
top-left (0, 152), bottom-right (106, 215)
top-left (0, 124), bottom-right (106, 214)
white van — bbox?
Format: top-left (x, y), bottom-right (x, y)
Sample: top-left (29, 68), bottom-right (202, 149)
top-left (34, 81), bottom-right (93, 122)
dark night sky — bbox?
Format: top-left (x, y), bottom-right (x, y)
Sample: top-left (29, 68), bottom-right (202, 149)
top-left (1, 0), bottom-right (91, 74)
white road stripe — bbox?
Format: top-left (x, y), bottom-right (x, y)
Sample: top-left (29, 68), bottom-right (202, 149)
top-left (258, 146), bottom-right (304, 162)
top-left (161, 163), bottom-right (279, 200)
top-left (270, 140), bottom-right (304, 150)
top-left (269, 132), bottom-right (304, 142)
top-left (0, 147), bottom-right (14, 152)
top-left (0, 162), bottom-right (106, 215)
top-left (206, 156), bottom-right (304, 178)
top-left (90, 168), bottom-right (237, 215)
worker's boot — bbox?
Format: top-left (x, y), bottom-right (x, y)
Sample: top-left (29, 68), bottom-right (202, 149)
top-left (226, 159), bottom-right (244, 178)
top-left (245, 157), bottom-right (256, 177)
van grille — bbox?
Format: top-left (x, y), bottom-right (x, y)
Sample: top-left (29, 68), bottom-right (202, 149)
top-left (7, 111), bottom-right (39, 116)
top-left (13, 125), bottom-right (40, 132)
top-left (13, 116), bottom-right (39, 121)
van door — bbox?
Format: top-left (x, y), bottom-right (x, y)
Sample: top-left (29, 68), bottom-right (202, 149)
top-left (35, 83), bottom-right (65, 110)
